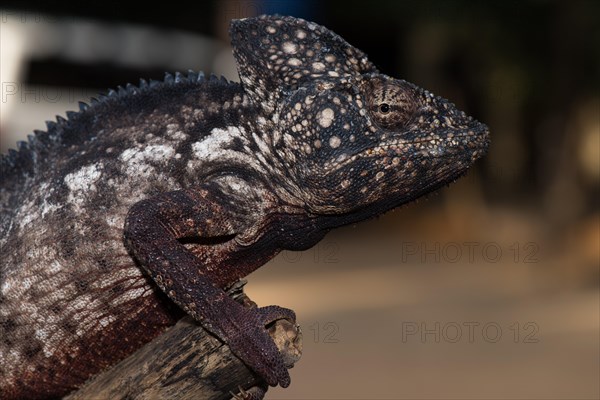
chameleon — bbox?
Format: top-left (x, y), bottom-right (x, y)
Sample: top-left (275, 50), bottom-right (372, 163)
top-left (0, 15), bottom-right (489, 399)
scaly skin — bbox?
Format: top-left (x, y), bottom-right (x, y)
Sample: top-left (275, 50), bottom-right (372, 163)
top-left (0, 15), bottom-right (489, 399)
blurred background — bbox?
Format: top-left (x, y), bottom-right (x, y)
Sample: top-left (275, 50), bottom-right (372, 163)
top-left (1, 1), bottom-right (598, 398)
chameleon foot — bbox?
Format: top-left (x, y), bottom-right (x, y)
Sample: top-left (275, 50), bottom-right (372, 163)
top-left (227, 305), bottom-right (296, 388)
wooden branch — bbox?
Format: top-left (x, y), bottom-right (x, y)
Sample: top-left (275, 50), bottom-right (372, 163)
top-left (66, 281), bottom-right (302, 400)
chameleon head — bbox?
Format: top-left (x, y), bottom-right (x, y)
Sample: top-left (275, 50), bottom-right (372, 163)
top-left (276, 73), bottom-right (490, 215)
top-left (230, 15), bottom-right (489, 216)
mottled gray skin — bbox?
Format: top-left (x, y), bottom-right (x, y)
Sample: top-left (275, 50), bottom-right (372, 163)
top-left (0, 15), bottom-right (489, 399)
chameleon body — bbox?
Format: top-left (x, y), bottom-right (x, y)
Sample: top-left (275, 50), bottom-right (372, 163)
top-left (0, 15), bottom-right (489, 398)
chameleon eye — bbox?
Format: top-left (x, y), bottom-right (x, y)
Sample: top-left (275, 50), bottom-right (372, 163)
top-left (364, 79), bottom-right (417, 131)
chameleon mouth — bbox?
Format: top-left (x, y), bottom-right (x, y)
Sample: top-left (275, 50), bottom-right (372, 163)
top-left (330, 120), bottom-right (490, 173)
top-left (410, 118), bottom-right (490, 161)
top-left (320, 128), bottom-right (488, 178)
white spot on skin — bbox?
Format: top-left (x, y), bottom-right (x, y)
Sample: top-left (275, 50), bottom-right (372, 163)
top-left (40, 200), bottom-right (59, 219)
top-left (272, 129), bottom-right (282, 145)
top-left (47, 260), bottom-right (62, 274)
top-left (187, 126), bottom-right (271, 178)
top-left (1, 278), bottom-right (12, 292)
top-left (329, 136), bottom-right (341, 148)
top-left (120, 144), bottom-right (175, 164)
top-left (113, 144), bottom-right (178, 204)
top-left (106, 214), bottom-right (124, 228)
top-left (296, 29), bottom-right (306, 39)
top-left (17, 182), bottom-right (61, 225)
top-left (191, 127), bottom-right (242, 159)
top-left (288, 58), bottom-right (302, 67)
top-left (16, 198), bottom-right (36, 229)
top-left (318, 108), bottom-right (335, 128)
top-left (325, 54), bottom-right (336, 63)
top-left (312, 62), bottom-right (326, 72)
top-left (99, 315), bottom-right (116, 328)
top-left (64, 164), bottom-right (102, 214)
top-left (376, 171), bottom-right (385, 180)
top-left (282, 42), bottom-right (298, 54)
top-left (266, 26), bottom-right (277, 34)
top-left (64, 164), bottom-right (102, 193)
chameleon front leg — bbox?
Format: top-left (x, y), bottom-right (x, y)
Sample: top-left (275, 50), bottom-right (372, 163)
top-left (123, 183), bottom-right (293, 388)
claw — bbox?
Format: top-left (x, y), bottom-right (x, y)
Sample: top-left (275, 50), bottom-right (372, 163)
top-left (230, 384), bottom-right (267, 400)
